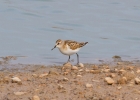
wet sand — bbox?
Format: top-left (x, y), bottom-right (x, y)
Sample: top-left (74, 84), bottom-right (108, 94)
top-left (0, 56), bottom-right (140, 100)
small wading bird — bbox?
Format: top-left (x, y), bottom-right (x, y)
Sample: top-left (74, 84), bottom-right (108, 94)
top-left (51, 39), bottom-right (88, 64)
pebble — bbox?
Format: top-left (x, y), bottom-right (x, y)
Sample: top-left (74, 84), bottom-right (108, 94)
top-left (85, 69), bottom-right (90, 73)
top-left (110, 73), bottom-right (116, 78)
top-left (63, 77), bottom-right (69, 81)
top-left (14, 92), bottom-right (26, 96)
top-left (136, 69), bottom-right (140, 73)
top-left (117, 86), bottom-right (122, 90)
top-left (32, 74), bottom-right (38, 77)
top-left (49, 68), bottom-right (59, 75)
top-left (58, 84), bottom-right (64, 89)
top-left (90, 70), bottom-right (100, 74)
top-left (63, 62), bottom-right (72, 68)
top-left (103, 69), bottom-right (110, 73)
top-left (79, 69), bottom-right (84, 72)
top-left (105, 77), bottom-right (115, 85)
top-left (117, 77), bottom-right (127, 84)
top-left (11, 77), bottom-right (21, 83)
top-left (135, 78), bottom-right (140, 84)
top-left (32, 95), bottom-right (40, 100)
top-left (86, 83), bottom-right (93, 88)
top-left (119, 69), bottom-right (126, 74)
top-left (77, 75), bottom-right (82, 78)
top-left (78, 63), bottom-right (84, 68)
top-left (71, 66), bottom-right (78, 70)
top-left (92, 65), bottom-right (98, 70)
top-left (39, 73), bottom-right (48, 78)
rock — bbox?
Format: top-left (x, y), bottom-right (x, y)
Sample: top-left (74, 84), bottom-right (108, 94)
top-left (32, 74), bottom-right (38, 77)
top-left (105, 77), bottom-right (115, 85)
top-left (77, 75), bottom-right (82, 78)
top-left (32, 95), bottom-right (40, 100)
top-left (85, 69), bottom-right (90, 73)
top-left (92, 65), bottom-right (98, 70)
top-left (90, 70), bottom-right (101, 74)
top-left (11, 77), bottom-right (21, 83)
top-left (117, 62), bottom-right (123, 65)
top-left (58, 84), bottom-right (64, 89)
top-left (135, 78), bottom-right (140, 84)
top-left (63, 77), bottom-right (68, 81)
top-left (39, 73), bottom-right (48, 78)
top-left (123, 72), bottom-right (135, 81)
top-left (63, 62), bottom-right (72, 68)
top-left (71, 66), bottom-right (78, 70)
top-left (117, 77), bottom-right (127, 84)
top-left (117, 86), bottom-right (122, 90)
top-left (92, 80), bottom-right (100, 82)
top-left (86, 83), bottom-right (93, 88)
top-left (136, 69), bottom-right (140, 73)
top-left (110, 73), bottom-right (116, 78)
top-left (119, 69), bottom-right (126, 74)
top-left (103, 69), bottom-right (110, 73)
top-left (49, 68), bottom-right (59, 75)
top-left (79, 69), bottom-right (84, 72)
top-left (14, 92), bottom-right (26, 96)
top-left (3, 76), bottom-right (10, 83)
top-left (78, 63), bottom-right (84, 67)
top-left (63, 72), bottom-right (69, 75)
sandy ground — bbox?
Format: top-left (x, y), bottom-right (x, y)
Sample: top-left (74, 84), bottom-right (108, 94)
top-left (0, 56), bottom-right (140, 100)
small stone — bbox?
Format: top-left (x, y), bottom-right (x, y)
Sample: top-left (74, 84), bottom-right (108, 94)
top-left (63, 77), bottom-right (68, 81)
top-left (136, 69), bottom-right (140, 73)
top-left (58, 84), bottom-right (64, 89)
top-left (86, 83), bottom-right (93, 88)
top-left (39, 73), bottom-right (48, 78)
top-left (110, 73), bottom-right (116, 78)
top-left (63, 62), bottom-right (72, 68)
top-left (103, 69), bottom-right (110, 73)
top-left (105, 77), bottom-right (115, 85)
top-left (117, 62), bottom-right (123, 65)
top-left (32, 74), bottom-right (38, 77)
top-left (79, 69), bottom-right (84, 72)
top-left (14, 92), bottom-right (26, 96)
top-left (92, 65), bottom-right (98, 70)
top-left (49, 68), bottom-right (59, 75)
top-left (90, 70), bottom-right (100, 74)
top-left (92, 80), bottom-right (100, 82)
top-left (78, 63), bottom-right (84, 67)
top-left (71, 66), bottom-right (78, 70)
top-left (117, 77), bottom-right (127, 84)
top-left (77, 75), bottom-right (82, 77)
top-left (32, 95), bottom-right (40, 100)
top-left (117, 86), bottom-right (122, 90)
top-left (63, 72), bottom-right (69, 75)
top-left (85, 69), bottom-right (90, 73)
top-left (119, 69), bottom-right (126, 74)
top-left (135, 78), bottom-right (140, 84)
top-left (11, 77), bottom-right (21, 83)
top-left (3, 76), bottom-right (10, 83)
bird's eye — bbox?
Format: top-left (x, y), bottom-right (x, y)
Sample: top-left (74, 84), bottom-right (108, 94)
top-left (57, 43), bottom-right (59, 45)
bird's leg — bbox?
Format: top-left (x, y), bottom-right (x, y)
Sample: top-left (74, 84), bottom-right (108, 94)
top-left (67, 55), bottom-right (70, 63)
top-left (76, 53), bottom-right (79, 65)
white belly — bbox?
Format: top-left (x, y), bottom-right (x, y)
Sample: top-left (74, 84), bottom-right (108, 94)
top-left (59, 47), bottom-right (80, 55)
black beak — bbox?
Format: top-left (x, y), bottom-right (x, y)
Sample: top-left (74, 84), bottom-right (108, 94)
top-left (51, 45), bottom-right (56, 50)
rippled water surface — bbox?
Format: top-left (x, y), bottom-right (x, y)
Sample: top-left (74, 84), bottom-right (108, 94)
top-left (0, 0), bottom-right (140, 64)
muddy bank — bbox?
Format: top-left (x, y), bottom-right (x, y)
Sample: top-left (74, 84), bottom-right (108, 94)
top-left (0, 56), bottom-right (140, 100)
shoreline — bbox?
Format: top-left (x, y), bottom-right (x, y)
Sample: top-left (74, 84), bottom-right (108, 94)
top-left (0, 56), bottom-right (140, 100)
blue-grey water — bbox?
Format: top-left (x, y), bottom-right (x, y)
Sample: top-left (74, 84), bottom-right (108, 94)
top-left (0, 0), bottom-right (140, 65)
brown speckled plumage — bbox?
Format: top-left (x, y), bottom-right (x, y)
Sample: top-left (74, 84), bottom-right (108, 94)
top-left (64, 40), bottom-right (88, 50)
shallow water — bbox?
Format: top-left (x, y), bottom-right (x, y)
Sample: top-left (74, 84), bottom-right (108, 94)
top-left (0, 0), bottom-right (140, 64)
